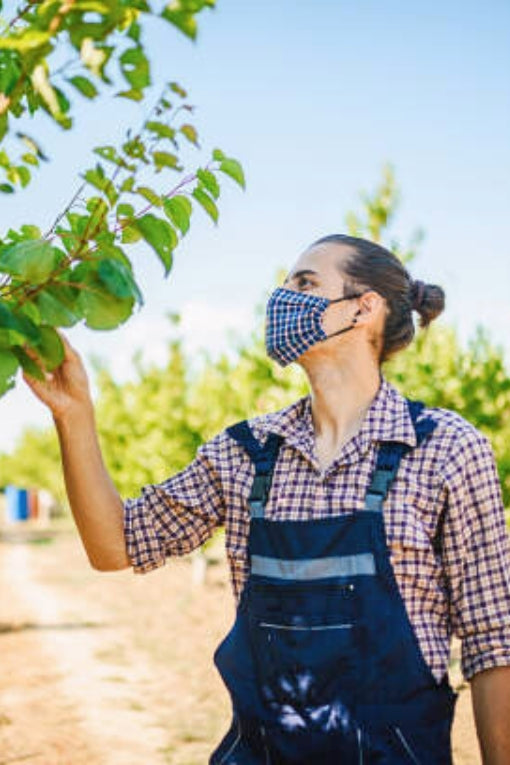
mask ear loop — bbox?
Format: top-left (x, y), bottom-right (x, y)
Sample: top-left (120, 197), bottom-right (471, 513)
top-left (323, 292), bottom-right (366, 340)
top-left (328, 291), bottom-right (367, 305)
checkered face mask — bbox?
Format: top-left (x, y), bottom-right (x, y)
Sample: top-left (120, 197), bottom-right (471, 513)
top-left (265, 287), bottom-right (365, 367)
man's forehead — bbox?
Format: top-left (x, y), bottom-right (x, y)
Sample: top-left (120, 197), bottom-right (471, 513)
top-left (288, 243), bottom-right (353, 277)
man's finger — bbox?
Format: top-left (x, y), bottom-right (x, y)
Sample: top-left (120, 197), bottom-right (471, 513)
top-left (56, 330), bottom-right (79, 360)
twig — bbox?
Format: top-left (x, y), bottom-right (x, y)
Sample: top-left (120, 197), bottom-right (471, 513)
top-left (8, 0), bottom-right (41, 29)
top-left (45, 182), bottom-right (87, 239)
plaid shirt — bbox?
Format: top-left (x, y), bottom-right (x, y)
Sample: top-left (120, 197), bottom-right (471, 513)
top-left (124, 377), bottom-right (510, 683)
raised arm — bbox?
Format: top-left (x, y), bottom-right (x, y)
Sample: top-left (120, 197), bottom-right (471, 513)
top-left (23, 334), bottom-right (130, 571)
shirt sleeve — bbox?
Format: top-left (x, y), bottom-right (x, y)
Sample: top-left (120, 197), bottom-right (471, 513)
top-left (441, 428), bottom-right (510, 681)
top-left (123, 436), bottom-right (227, 574)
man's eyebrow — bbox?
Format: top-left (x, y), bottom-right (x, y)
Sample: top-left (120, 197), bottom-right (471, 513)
top-left (284, 269), bottom-right (319, 284)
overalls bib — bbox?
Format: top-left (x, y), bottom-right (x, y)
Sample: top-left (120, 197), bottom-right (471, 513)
top-left (211, 400), bottom-right (458, 764)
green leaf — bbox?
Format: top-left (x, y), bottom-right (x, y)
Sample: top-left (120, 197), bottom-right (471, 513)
top-left (21, 153), bottom-right (39, 167)
top-left (122, 137), bottom-right (148, 161)
top-left (0, 50), bottom-right (22, 96)
top-left (119, 47), bottom-right (150, 90)
top-left (0, 30), bottom-right (51, 52)
top-left (117, 203), bottom-right (135, 217)
top-left (35, 325), bottom-right (65, 371)
top-left (135, 214), bottom-right (177, 274)
top-left (98, 258), bottom-right (143, 304)
top-left (161, 7), bottom-right (198, 40)
top-left (86, 196), bottom-right (109, 225)
top-left (169, 81), bottom-right (187, 98)
top-left (120, 176), bottom-right (135, 193)
top-left (212, 148), bottom-right (225, 162)
top-left (79, 287), bottom-right (134, 330)
top-left (120, 225), bottom-right (142, 244)
top-left (55, 87), bottom-right (71, 115)
top-left (197, 168), bottom-right (219, 199)
top-left (71, 264), bottom-right (134, 330)
top-left (0, 348), bottom-right (19, 395)
top-left (36, 289), bottom-right (80, 327)
top-left (0, 115), bottom-right (7, 143)
top-left (218, 157), bottom-right (245, 189)
top-left (0, 183), bottom-right (14, 194)
top-left (9, 311), bottom-right (41, 344)
top-left (180, 124), bottom-right (199, 146)
top-left (19, 225), bottom-right (42, 240)
top-left (12, 346), bottom-right (45, 381)
top-left (83, 165), bottom-right (118, 206)
top-left (0, 303), bottom-right (21, 333)
top-left (135, 186), bottom-right (162, 207)
top-left (94, 145), bottom-right (135, 170)
top-left (152, 151), bottom-right (180, 172)
top-left (127, 20), bottom-right (141, 42)
top-left (17, 300), bottom-right (40, 324)
top-left (163, 195), bottom-right (192, 235)
top-left (145, 121), bottom-right (176, 141)
top-left (0, 239), bottom-right (61, 281)
top-left (116, 88), bottom-right (144, 102)
top-left (69, 75), bottom-right (98, 99)
top-left (192, 187), bottom-right (218, 224)
top-left (17, 165), bottom-right (31, 188)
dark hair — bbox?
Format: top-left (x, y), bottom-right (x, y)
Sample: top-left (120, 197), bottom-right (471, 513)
top-left (312, 234), bottom-right (445, 362)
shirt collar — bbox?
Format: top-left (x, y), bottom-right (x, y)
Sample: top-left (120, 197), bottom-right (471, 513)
top-left (255, 376), bottom-right (417, 467)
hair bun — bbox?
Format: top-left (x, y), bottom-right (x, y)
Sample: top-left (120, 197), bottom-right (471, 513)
top-left (411, 280), bottom-right (426, 311)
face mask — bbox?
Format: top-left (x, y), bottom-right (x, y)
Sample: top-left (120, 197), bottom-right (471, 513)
top-left (265, 287), bottom-right (365, 367)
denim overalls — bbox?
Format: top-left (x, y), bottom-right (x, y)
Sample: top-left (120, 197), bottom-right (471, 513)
top-left (211, 400), bottom-right (458, 764)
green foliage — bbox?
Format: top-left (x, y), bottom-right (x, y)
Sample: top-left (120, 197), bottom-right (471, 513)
top-left (345, 164), bottom-right (423, 263)
top-left (0, 0), bottom-right (216, 190)
top-left (0, 83), bottom-right (245, 394)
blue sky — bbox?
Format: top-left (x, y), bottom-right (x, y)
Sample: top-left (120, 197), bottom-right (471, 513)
top-left (1, 0), bottom-right (509, 451)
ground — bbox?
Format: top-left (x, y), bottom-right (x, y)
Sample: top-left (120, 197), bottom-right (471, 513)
top-left (0, 525), bottom-right (481, 765)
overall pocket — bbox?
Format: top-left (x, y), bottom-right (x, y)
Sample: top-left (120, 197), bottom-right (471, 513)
top-left (248, 582), bottom-right (358, 730)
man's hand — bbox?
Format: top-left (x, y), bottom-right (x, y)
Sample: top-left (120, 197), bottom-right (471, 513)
top-left (471, 665), bottom-right (510, 765)
top-left (22, 332), bottom-right (93, 422)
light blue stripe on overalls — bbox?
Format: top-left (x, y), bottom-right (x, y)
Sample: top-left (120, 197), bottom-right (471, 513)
top-left (251, 552), bottom-right (376, 579)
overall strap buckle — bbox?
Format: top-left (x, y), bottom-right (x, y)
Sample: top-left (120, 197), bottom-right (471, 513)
top-left (364, 398), bottom-right (438, 512)
top-left (227, 422), bottom-right (283, 519)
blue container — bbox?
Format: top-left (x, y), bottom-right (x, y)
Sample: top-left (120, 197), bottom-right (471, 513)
top-left (5, 485), bottom-right (29, 522)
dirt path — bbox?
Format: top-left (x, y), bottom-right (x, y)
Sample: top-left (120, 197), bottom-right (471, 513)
top-left (1, 538), bottom-right (175, 765)
top-left (0, 527), bottom-right (482, 764)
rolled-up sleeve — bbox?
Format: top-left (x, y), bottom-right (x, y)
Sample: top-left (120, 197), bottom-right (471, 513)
top-left (442, 429), bottom-right (510, 681)
top-left (124, 440), bottom-right (226, 574)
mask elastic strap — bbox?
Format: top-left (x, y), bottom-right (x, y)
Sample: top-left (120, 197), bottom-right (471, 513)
top-left (325, 307), bottom-right (362, 340)
top-left (328, 291), bottom-right (366, 304)
top-left (326, 321), bottom-right (357, 340)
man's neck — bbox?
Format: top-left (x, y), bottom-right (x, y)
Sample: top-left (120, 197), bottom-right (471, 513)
top-left (305, 358), bottom-right (382, 466)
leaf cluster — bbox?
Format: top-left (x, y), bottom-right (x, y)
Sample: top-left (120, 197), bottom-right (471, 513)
top-left (0, 81), bottom-right (245, 394)
top-left (0, 0), bottom-right (215, 191)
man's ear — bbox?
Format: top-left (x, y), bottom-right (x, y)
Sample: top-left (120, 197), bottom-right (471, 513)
top-left (357, 291), bottom-right (386, 321)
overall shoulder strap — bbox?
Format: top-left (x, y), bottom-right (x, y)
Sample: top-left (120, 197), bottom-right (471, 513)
top-left (227, 421), bottom-right (283, 518)
top-left (363, 398), bottom-right (438, 512)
